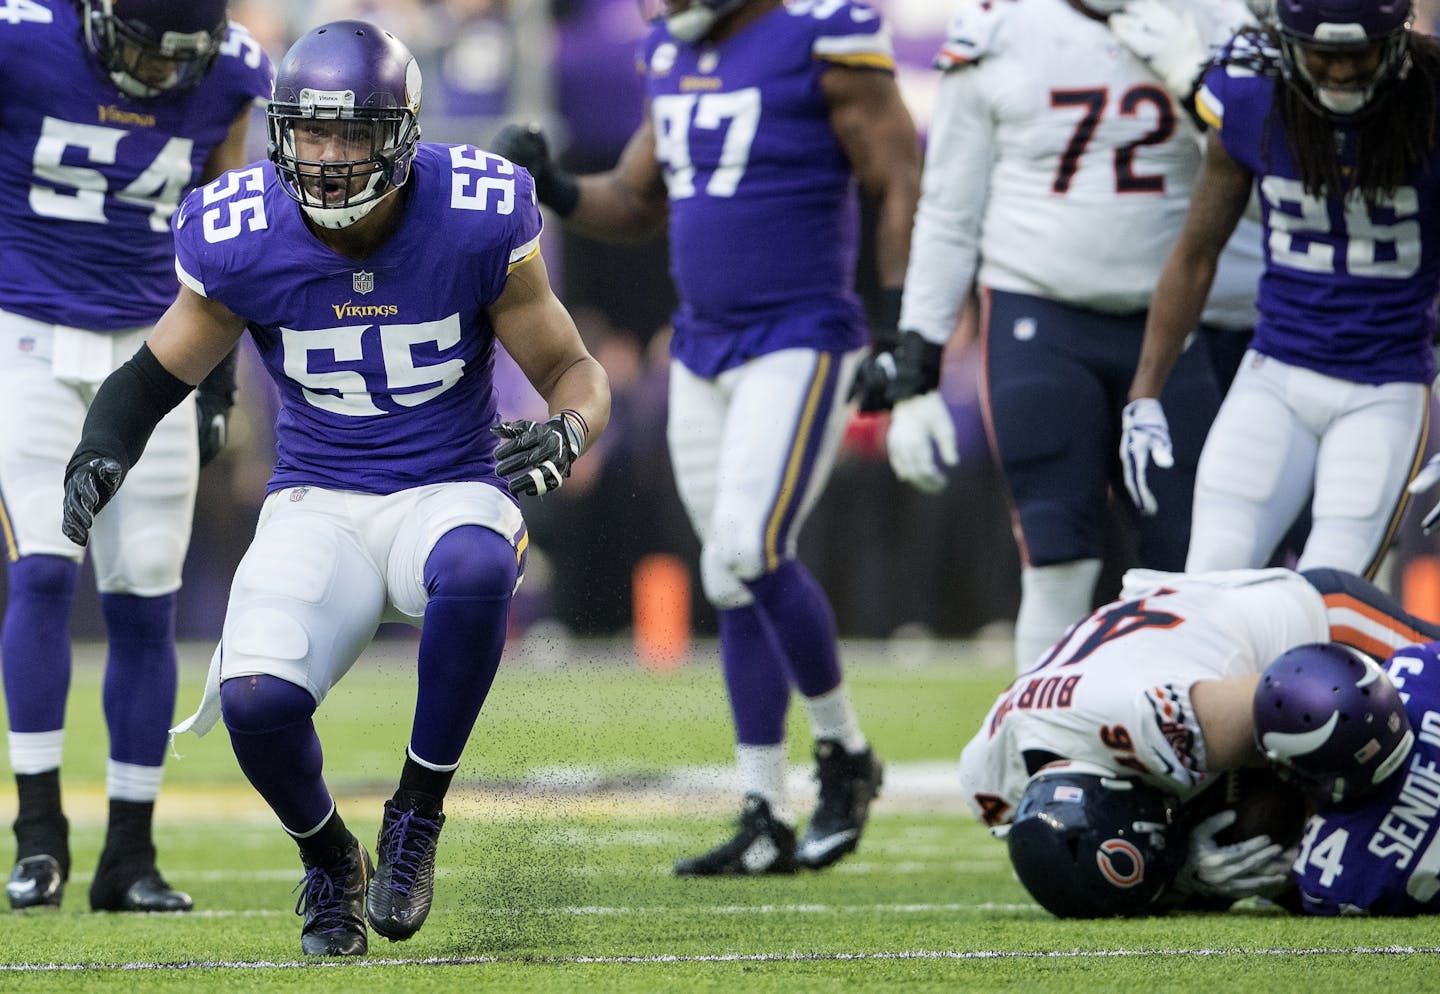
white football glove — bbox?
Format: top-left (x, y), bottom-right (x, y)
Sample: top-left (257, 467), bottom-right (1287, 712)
top-left (1120, 397), bottom-right (1174, 516)
top-left (1408, 453), bottom-right (1440, 534)
top-left (1174, 810), bottom-right (1294, 900)
top-left (1109, 0), bottom-right (1210, 98)
top-left (887, 391), bottom-right (959, 494)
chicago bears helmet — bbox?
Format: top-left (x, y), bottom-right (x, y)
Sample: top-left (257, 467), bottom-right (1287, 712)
top-left (1005, 762), bottom-right (1186, 918)
top-left (81, 0), bottom-right (228, 99)
top-left (1253, 643), bottom-right (1414, 805)
top-left (643, 0), bottom-right (752, 42)
top-left (1275, 0), bottom-right (1413, 118)
top-left (267, 20), bottom-right (422, 230)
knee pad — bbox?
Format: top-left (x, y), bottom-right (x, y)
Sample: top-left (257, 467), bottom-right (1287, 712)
top-left (700, 539), bottom-right (761, 609)
top-left (6, 555), bottom-right (80, 602)
top-left (220, 674), bottom-right (317, 735)
top-left (424, 525), bottom-right (517, 600)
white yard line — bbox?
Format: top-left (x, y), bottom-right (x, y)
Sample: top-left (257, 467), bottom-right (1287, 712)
top-left (4, 946), bottom-right (1439, 972)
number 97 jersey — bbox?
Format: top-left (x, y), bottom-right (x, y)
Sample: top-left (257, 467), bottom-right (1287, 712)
top-left (640, 0), bottom-right (890, 344)
top-left (171, 145), bottom-right (543, 496)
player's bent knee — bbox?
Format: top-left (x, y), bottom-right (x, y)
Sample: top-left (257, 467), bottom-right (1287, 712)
top-left (699, 542), bottom-right (756, 609)
top-left (424, 525), bottom-right (517, 600)
top-left (220, 674), bottom-right (317, 733)
top-left (8, 554), bottom-right (81, 598)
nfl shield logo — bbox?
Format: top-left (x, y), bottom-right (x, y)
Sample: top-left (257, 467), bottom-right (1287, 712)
top-left (353, 271), bottom-right (374, 295)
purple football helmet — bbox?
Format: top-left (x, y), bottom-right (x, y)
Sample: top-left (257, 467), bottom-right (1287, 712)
top-left (1275, 0), bottom-right (1414, 119)
top-left (81, 0), bottom-right (228, 99)
top-left (1005, 761), bottom-right (1186, 918)
top-left (1253, 643), bottom-right (1414, 805)
top-left (267, 20), bottom-right (422, 230)
top-left (642, 0), bottom-right (751, 42)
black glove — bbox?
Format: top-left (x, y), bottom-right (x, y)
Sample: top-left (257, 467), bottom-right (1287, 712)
top-left (493, 414), bottom-right (584, 497)
top-left (890, 329), bottom-right (945, 403)
top-left (490, 123), bottom-right (581, 218)
top-left (61, 456), bottom-right (124, 547)
top-left (195, 349), bottom-right (237, 467)
top-left (848, 287), bottom-right (902, 413)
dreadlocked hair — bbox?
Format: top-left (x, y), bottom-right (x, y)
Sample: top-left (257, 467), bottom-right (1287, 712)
top-left (1272, 26), bottom-right (1440, 206)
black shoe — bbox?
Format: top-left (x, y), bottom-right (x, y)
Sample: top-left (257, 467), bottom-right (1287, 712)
top-left (795, 739), bottom-right (883, 870)
top-left (366, 792), bottom-right (446, 942)
top-left (90, 864), bottom-right (193, 913)
top-left (296, 835), bottom-right (372, 956)
top-left (7, 855), bottom-right (65, 910)
top-left (674, 794), bottom-right (797, 876)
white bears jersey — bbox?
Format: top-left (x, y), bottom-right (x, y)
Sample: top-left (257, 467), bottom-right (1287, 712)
top-left (902, 0), bottom-right (1260, 343)
top-left (959, 569), bottom-right (1331, 827)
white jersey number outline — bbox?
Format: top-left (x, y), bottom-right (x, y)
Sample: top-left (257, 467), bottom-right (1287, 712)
top-left (653, 88), bottom-right (762, 200)
top-left (29, 117), bottom-right (194, 232)
top-left (1262, 177), bottom-right (1421, 279)
top-left (282, 315), bottom-right (467, 417)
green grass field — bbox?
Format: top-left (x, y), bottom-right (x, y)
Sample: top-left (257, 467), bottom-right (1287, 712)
top-left (4, 637), bottom-right (1440, 993)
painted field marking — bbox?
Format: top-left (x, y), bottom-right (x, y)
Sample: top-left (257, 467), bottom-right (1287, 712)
top-left (4, 946), bottom-right (1440, 972)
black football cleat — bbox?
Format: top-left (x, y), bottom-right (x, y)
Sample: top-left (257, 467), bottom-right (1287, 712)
top-left (366, 791), bottom-right (446, 942)
top-left (674, 794), bottom-right (798, 876)
top-left (7, 855), bottom-right (66, 910)
top-left (296, 835), bottom-right (372, 956)
top-left (90, 864), bottom-right (193, 913)
top-left (795, 739), bottom-right (883, 870)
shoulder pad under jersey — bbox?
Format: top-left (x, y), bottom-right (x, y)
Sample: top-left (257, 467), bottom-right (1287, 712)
top-left (933, 0), bottom-right (1014, 70)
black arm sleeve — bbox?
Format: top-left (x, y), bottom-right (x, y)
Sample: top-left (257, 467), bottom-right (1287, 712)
top-left (66, 343), bottom-right (194, 478)
top-left (196, 347), bottom-right (238, 404)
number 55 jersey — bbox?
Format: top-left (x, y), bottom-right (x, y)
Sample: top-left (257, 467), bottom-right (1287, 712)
top-left (171, 146), bottom-right (542, 496)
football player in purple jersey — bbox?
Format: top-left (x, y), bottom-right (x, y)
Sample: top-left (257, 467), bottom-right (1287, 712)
top-left (1123, 0), bottom-right (1440, 580)
top-left (59, 21), bottom-right (610, 957)
top-left (1255, 640), bottom-right (1440, 915)
top-left (0, 0), bottom-right (271, 913)
top-left (491, 0), bottom-right (920, 876)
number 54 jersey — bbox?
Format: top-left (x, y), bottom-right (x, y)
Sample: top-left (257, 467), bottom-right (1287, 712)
top-left (1291, 643), bottom-right (1440, 916)
top-left (958, 570), bottom-right (1332, 828)
top-left (172, 146), bottom-right (542, 496)
top-left (0, 0), bottom-right (272, 331)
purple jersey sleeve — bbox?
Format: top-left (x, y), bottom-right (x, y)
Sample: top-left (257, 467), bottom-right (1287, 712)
top-left (640, 0), bottom-right (890, 374)
top-left (1199, 46), bottom-right (1440, 386)
top-left (1292, 643), bottom-right (1440, 916)
top-left (0, 3), bottom-right (272, 330)
top-left (173, 144), bottom-right (543, 496)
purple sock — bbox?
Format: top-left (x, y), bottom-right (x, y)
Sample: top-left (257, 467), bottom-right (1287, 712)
top-left (2, 556), bottom-right (80, 733)
top-left (410, 526), bottom-right (516, 767)
top-left (221, 674), bottom-right (333, 833)
top-left (100, 592), bottom-right (178, 768)
top-left (745, 561), bottom-right (843, 698)
top-left (718, 604), bottom-right (791, 746)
